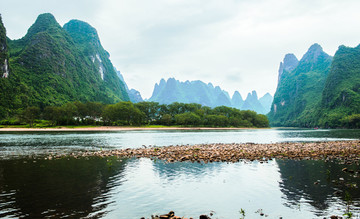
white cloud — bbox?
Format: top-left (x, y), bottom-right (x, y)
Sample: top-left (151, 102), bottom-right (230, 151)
top-left (2, 0), bottom-right (360, 99)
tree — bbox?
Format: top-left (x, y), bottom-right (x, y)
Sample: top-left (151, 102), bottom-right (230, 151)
top-left (61, 102), bottom-right (78, 125)
top-left (73, 101), bottom-right (87, 120)
top-left (83, 102), bottom-right (104, 124)
top-left (135, 101), bottom-right (160, 124)
top-left (174, 112), bottom-right (201, 126)
top-left (184, 103), bottom-right (202, 113)
top-left (340, 114), bottom-right (360, 128)
top-left (43, 105), bottom-right (69, 125)
top-left (253, 114), bottom-right (269, 128)
top-left (102, 104), bottom-right (116, 125)
top-left (158, 114), bottom-right (173, 125)
top-left (101, 102), bottom-right (145, 126)
top-left (204, 114), bottom-right (229, 127)
top-left (20, 106), bottom-right (40, 127)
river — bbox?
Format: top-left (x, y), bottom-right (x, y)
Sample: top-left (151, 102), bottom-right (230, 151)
top-left (0, 128), bottom-right (359, 218)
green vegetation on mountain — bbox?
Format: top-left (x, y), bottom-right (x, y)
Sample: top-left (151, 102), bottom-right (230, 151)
top-left (0, 15), bottom-right (8, 69)
top-left (2, 101), bottom-right (269, 128)
top-left (268, 44), bottom-right (332, 127)
top-left (0, 13), bottom-right (129, 119)
top-left (269, 43), bottom-right (360, 128)
top-left (0, 14), bottom-right (20, 118)
top-left (5, 13), bottom-right (360, 128)
top-left (63, 19), bottom-right (128, 101)
top-left (318, 45), bottom-right (360, 128)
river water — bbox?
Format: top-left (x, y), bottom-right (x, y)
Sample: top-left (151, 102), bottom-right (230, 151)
top-left (0, 128), bottom-right (359, 218)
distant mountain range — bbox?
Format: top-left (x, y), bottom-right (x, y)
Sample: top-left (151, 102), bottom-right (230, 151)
top-left (148, 78), bottom-right (273, 114)
top-left (115, 69), bottom-right (143, 103)
top-left (0, 12), bottom-right (272, 117)
top-left (8, 12), bottom-right (360, 127)
top-left (268, 43), bottom-right (360, 128)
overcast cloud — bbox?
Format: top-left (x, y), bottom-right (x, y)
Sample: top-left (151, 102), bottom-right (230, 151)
top-left (2, 0), bottom-right (360, 99)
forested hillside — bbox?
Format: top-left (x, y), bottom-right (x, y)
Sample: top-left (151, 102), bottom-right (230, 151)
top-left (0, 13), bottom-right (129, 119)
top-left (269, 44), bottom-right (332, 127)
top-left (269, 43), bottom-right (360, 128)
top-left (318, 45), bottom-right (360, 128)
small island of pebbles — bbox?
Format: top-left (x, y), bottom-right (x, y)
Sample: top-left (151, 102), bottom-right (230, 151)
top-left (68, 140), bottom-right (360, 164)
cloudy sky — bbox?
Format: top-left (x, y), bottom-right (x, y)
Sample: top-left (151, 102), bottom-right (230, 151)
top-left (2, 0), bottom-right (360, 99)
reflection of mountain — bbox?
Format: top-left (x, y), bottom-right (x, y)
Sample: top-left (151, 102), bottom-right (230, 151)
top-left (152, 159), bottom-right (224, 180)
top-left (277, 159), bottom-right (360, 215)
top-left (0, 157), bottom-right (128, 218)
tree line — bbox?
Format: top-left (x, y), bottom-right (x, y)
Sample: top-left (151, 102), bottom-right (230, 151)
top-left (1, 101), bottom-right (269, 128)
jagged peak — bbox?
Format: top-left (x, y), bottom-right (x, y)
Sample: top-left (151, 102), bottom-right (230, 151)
top-left (251, 90), bottom-right (258, 99)
top-left (300, 43), bottom-right (330, 63)
top-left (233, 90), bottom-right (241, 96)
top-left (232, 91), bottom-right (243, 100)
top-left (336, 44), bottom-right (360, 53)
top-left (192, 80), bottom-right (203, 84)
top-left (26, 13), bottom-right (61, 38)
top-left (246, 92), bottom-right (251, 98)
top-left (159, 78), bottom-right (166, 84)
top-left (214, 86), bottom-right (222, 92)
top-left (0, 14), bottom-right (3, 26)
top-left (245, 90), bottom-right (259, 102)
top-left (0, 13), bottom-right (9, 78)
top-left (64, 19), bottom-right (97, 33)
top-left (63, 19), bottom-right (100, 45)
top-left (0, 13), bottom-right (7, 46)
top-left (278, 53), bottom-right (299, 82)
top-left (283, 53), bottom-right (298, 64)
top-left (36, 13), bottom-right (57, 24)
top-left (308, 43), bottom-right (322, 52)
top-left (261, 92), bottom-right (272, 98)
top-left (167, 77), bottom-right (177, 83)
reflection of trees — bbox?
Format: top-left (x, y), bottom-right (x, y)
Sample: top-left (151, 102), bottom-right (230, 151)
top-left (0, 157), bottom-right (127, 218)
top-left (277, 159), bottom-right (360, 215)
top-left (278, 129), bottom-right (360, 140)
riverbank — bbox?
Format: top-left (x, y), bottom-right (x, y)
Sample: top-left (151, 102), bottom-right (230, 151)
top-left (0, 126), bottom-right (260, 131)
top-left (70, 140), bottom-right (360, 164)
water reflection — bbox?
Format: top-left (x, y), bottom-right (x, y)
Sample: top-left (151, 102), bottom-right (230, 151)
top-left (277, 159), bottom-right (360, 217)
top-left (107, 158), bottom-right (291, 218)
top-left (276, 128), bottom-right (360, 141)
top-left (0, 157), bottom-right (360, 218)
top-left (0, 157), bottom-right (127, 218)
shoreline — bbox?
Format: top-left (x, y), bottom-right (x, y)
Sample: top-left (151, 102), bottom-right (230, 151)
top-left (0, 126), bottom-right (263, 132)
top-left (71, 140), bottom-right (360, 164)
